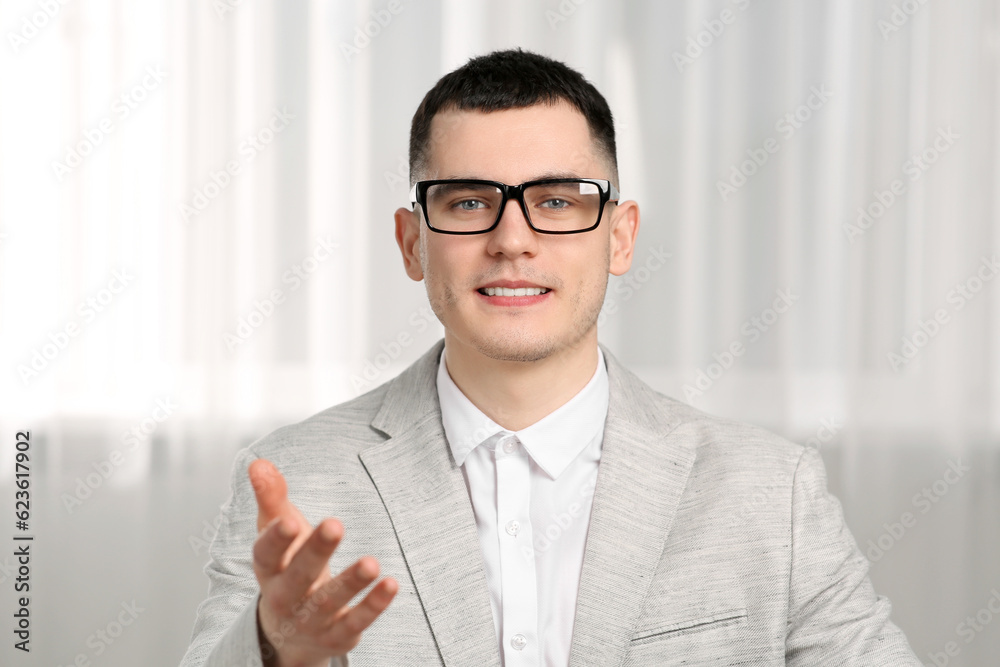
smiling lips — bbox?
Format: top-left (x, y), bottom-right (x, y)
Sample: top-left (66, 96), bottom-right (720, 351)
top-left (479, 286), bottom-right (550, 296)
top-left (476, 281), bottom-right (552, 304)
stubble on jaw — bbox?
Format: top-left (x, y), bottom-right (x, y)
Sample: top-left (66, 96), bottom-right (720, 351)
top-left (418, 231), bottom-right (611, 363)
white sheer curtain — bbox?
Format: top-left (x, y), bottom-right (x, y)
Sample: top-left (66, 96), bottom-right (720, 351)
top-left (0, 0), bottom-right (997, 663)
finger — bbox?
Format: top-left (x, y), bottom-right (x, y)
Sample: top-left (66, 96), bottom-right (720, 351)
top-left (271, 518), bottom-right (344, 608)
top-left (311, 556), bottom-right (385, 617)
top-left (253, 515), bottom-right (301, 579)
top-left (249, 459), bottom-right (290, 531)
top-left (327, 576), bottom-right (399, 643)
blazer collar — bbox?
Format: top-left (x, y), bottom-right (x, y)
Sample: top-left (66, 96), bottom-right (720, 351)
top-left (362, 339), bottom-right (695, 667)
top-left (363, 340), bottom-right (503, 666)
top-left (369, 338), bottom-right (445, 438)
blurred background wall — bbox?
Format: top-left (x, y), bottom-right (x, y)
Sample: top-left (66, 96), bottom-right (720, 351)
top-left (0, 0), bottom-right (998, 664)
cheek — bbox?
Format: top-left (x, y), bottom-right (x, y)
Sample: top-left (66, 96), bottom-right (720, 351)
top-left (565, 246), bottom-right (610, 290)
top-left (422, 241), bottom-right (475, 297)
top-left (421, 240), bottom-right (448, 282)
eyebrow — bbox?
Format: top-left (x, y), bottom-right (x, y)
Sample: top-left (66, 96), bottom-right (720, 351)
top-left (441, 170), bottom-right (585, 181)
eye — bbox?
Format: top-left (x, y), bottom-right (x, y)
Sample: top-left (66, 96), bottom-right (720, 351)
top-left (539, 198), bottom-right (571, 210)
top-left (454, 199), bottom-right (487, 211)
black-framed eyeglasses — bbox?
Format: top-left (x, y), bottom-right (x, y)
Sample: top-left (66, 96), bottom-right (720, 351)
top-left (409, 178), bottom-right (620, 235)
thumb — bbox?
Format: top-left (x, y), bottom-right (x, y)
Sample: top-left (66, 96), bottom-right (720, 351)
top-left (249, 458), bottom-right (290, 531)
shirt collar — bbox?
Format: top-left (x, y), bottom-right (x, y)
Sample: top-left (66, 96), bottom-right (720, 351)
top-left (436, 345), bottom-right (609, 479)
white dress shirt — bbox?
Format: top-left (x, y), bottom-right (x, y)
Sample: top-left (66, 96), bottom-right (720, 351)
top-left (436, 346), bottom-right (609, 667)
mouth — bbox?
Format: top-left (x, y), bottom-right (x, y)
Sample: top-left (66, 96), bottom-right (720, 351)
top-left (477, 286), bottom-right (551, 297)
top-left (475, 281), bottom-right (553, 306)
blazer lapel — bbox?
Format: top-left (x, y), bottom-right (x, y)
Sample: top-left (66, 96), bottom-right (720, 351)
top-left (568, 345), bottom-right (696, 667)
top-left (359, 340), bottom-right (502, 667)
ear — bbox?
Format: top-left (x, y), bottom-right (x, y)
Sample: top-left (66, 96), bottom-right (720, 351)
top-left (608, 199), bottom-right (640, 277)
top-left (395, 206), bottom-right (424, 281)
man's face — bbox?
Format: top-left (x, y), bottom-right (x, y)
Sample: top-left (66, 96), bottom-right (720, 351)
top-left (395, 99), bottom-right (638, 364)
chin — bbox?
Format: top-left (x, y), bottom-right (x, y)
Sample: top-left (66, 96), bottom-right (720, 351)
top-left (467, 330), bottom-right (560, 363)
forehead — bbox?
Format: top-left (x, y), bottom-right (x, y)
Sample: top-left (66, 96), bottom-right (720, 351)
top-left (424, 99), bottom-right (607, 181)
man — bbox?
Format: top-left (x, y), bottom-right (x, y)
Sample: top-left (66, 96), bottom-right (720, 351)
top-left (180, 48), bottom-right (920, 666)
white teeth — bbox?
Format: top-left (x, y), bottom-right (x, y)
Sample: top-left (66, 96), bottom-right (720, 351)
top-left (481, 287), bottom-right (549, 296)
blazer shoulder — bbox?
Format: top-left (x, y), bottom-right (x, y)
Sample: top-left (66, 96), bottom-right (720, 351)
top-left (247, 381), bottom-right (392, 463)
top-left (642, 382), bottom-right (807, 475)
top-left (602, 345), bottom-right (805, 469)
top-left (238, 340), bottom-right (446, 472)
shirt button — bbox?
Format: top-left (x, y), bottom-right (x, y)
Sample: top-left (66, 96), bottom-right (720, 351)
top-left (510, 633), bottom-right (527, 650)
top-left (503, 439), bottom-right (517, 454)
top-left (505, 520), bottom-right (520, 536)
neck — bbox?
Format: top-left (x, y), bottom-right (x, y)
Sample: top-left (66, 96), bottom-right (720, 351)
top-left (442, 331), bottom-right (600, 431)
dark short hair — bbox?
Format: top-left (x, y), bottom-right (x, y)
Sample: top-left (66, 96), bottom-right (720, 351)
top-left (408, 48), bottom-right (619, 187)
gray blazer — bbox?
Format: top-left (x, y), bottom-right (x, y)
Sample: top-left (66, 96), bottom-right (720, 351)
top-left (180, 339), bottom-right (920, 666)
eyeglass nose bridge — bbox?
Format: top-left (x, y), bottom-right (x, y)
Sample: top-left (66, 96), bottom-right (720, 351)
top-left (492, 182), bottom-right (535, 230)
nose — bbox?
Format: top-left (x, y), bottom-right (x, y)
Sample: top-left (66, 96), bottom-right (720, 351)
top-left (485, 194), bottom-right (539, 258)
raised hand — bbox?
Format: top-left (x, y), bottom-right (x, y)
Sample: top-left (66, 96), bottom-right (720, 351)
top-left (249, 459), bottom-right (398, 666)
